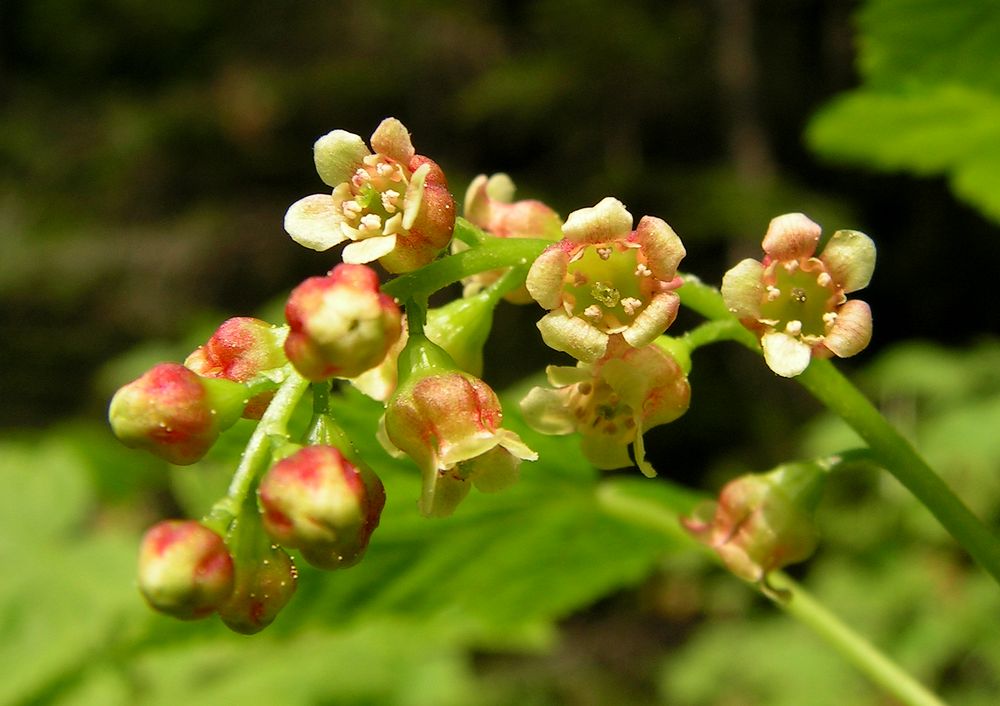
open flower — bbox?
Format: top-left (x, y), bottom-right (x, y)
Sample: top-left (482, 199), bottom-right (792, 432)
top-left (722, 213), bottom-right (875, 377)
top-left (458, 173), bottom-right (563, 303)
top-left (284, 117), bottom-right (455, 273)
top-left (381, 332), bottom-right (537, 517)
top-left (520, 338), bottom-right (690, 477)
top-left (526, 197), bottom-right (685, 362)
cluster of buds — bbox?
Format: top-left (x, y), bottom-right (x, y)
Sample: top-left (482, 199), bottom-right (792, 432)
top-left (110, 117), bottom-right (881, 632)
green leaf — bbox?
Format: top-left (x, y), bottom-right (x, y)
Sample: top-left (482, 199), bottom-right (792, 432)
top-left (807, 0), bottom-right (1000, 223)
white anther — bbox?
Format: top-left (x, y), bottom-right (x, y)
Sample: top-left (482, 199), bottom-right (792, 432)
top-left (817, 272), bottom-right (832, 287)
top-left (584, 304), bottom-right (603, 320)
top-left (342, 200), bottom-right (362, 217)
top-left (381, 189), bottom-right (401, 214)
top-left (785, 320), bottom-right (803, 336)
top-left (634, 263), bottom-right (652, 277)
top-left (376, 162), bottom-right (394, 178)
top-left (822, 311), bottom-right (838, 326)
top-left (621, 297), bottom-right (643, 316)
top-left (596, 247), bottom-right (613, 260)
top-left (766, 285), bottom-right (781, 301)
top-left (359, 214), bottom-right (382, 231)
top-left (784, 260), bottom-right (800, 272)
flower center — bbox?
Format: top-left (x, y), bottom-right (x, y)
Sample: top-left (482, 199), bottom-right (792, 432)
top-left (758, 258), bottom-right (839, 338)
top-left (563, 244), bottom-right (649, 333)
top-left (569, 378), bottom-right (637, 442)
top-left (338, 155), bottom-right (408, 236)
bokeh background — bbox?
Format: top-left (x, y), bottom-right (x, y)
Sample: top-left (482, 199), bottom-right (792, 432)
top-left (3, 1), bottom-right (1000, 704)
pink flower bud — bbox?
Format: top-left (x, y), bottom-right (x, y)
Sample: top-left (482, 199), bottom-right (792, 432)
top-left (383, 334), bottom-right (536, 517)
top-left (682, 461), bottom-right (827, 584)
top-left (258, 445), bottom-right (385, 569)
top-left (137, 520), bottom-right (234, 620)
top-left (185, 317), bottom-right (287, 419)
top-left (109, 363), bottom-right (247, 465)
top-left (217, 544), bottom-right (298, 634)
top-left (721, 214), bottom-right (875, 377)
top-left (284, 264), bottom-right (402, 381)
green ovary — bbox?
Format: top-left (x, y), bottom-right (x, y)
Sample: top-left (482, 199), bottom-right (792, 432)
top-left (758, 260), bottom-right (836, 338)
top-left (563, 246), bottom-right (646, 330)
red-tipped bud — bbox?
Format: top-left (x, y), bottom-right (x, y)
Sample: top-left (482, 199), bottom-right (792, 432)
top-left (217, 544), bottom-right (298, 634)
top-left (682, 461), bottom-right (827, 584)
top-left (185, 317), bottom-right (287, 419)
top-left (109, 363), bottom-right (246, 464)
top-left (137, 520), bottom-right (234, 620)
top-left (258, 445), bottom-right (385, 570)
top-left (284, 264), bottom-right (402, 381)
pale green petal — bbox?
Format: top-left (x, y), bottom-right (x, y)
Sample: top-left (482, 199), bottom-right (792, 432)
top-left (821, 229), bottom-right (876, 293)
top-left (284, 194), bottom-right (349, 251)
top-left (485, 173), bottom-right (516, 202)
top-left (402, 162), bottom-right (430, 231)
top-left (342, 234), bottom-right (398, 264)
top-left (369, 117), bottom-right (415, 164)
top-left (314, 130), bottom-right (369, 187)
top-left (762, 212), bottom-right (821, 261)
top-left (622, 291), bottom-right (679, 348)
top-left (721, 258), bottom-right (765, 319)
top-left (545, 363), bottom-right (592, 387)
top-left (463, 174), bottom-right (490, 223)
top-left (761, 331), bottom-right (812, 378)
top-left (562, 197), bottom-right (632, 244)
top-left (526, 247), bottom-right (570, 309)
top-left (536, 311), bottom-right (609, 363)
top-left (633, 423), bottom-right (657, 478)
top-left (636, 216), bottom-right (685, 280)
top-left (519, 386), bottom-right (577, 435)
top-left (419, 467), bottom-right (471, 518)
top-left (580, 433), bottom-right (632, 470)
top-left (497, 429), bottom-right (538, 461)
top-left (824, 299), bottom-right (873, 358)
top-left (467, 447), bottom-right (521, 493)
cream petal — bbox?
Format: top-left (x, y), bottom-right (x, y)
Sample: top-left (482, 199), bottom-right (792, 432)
top-left (761, 331), bottom-right (812, 378)
top-left (580, 433), bottom-right (633, 470)
top-left (721, 258), bottom-right (765, 319)
top-left (402, 162), bottom-right (430, 231)
top-left (497, 429), bottom-right (539, 461)
top-left (821, 230), bottom-right (876, 293)
top-left (463, 174), bottom-right (490, 224)
top-left (370, 117), bottom-right (415, 164)
top-left (545, 363), bottom-right (593, 387)
top-left (536, 311), bottom-right (609, 363)
top-left (485, 173), bottom-right (516, 202)
top-left (313, 130), bottom-right (370, 188)
top-left (762, 213), bottom-right (821, 261)
top-left (636, 216), bottom-right (686, 280)
top-left (632, 423), bottom-right (657, 478)
top-left (468, 447), bottom-right (521, 493)
top-left (562, 197), bottom-right (633, 244)
top-left (284, 194), bottom-right (349, 251)
top-left (824, 299), bottom-right (873, 358)
top-left (525, 246), bottom-right (570, 309)
top-left (420, 467), bottom-right (471, 518)
top-left (622, 292), bottom-right (680, 348)
top-left (342, 234), bottom-right (398, 264)
top-left (519, 386), bottom-right (577, 435)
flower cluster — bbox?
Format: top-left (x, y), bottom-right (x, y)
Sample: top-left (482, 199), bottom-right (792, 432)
top-left (109, 118), bottom-right (879, 632)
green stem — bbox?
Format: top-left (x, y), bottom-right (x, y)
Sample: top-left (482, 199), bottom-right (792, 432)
top-left (382, 236), bottom-right (549, 301)
top-left (596, 482), bottom-right (946, 706)
top-left (677, 272), bottom-right (1000, 587)
top-left (204, 368), bottom-right (310, 531)
top-left (797, 359), bottom-right (1000, 585)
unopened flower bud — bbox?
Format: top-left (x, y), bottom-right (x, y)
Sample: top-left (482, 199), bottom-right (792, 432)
top-left (137, 520), bottom-right (234, 620)
top-left (284, 263), bottom-right (402, 381)
top-left (109, 363), bottom-right (247, 465)
top-left (682, 461), bottom-right (827, 584)
top-left (218, 544), bottom-right (298, 634)
top-left (383, 333), bottom-right (536, 517)
top-left (185, 317), bottom-right (287, 419)
top-left (258, 445), bottom-right (385, 570)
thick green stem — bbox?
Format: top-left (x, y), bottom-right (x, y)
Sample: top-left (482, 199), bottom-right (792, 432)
top-left (596, 482), bottom-right (946, 706)
top-left (204, 368), bottom-right (310, 531)
top-left (677, 273), bottom-right (1000, 586)
top-left (797, 359), bottom-right (1000, 585)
